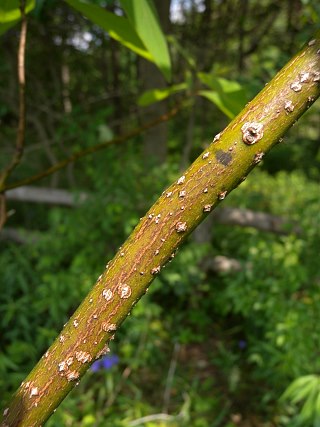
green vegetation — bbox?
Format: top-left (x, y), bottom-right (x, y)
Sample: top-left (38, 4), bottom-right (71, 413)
top-left (0, 1), bottom-right (320, 426)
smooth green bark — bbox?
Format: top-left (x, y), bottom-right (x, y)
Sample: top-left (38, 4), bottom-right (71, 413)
top-left (1, 34), bottom-right (320, 426)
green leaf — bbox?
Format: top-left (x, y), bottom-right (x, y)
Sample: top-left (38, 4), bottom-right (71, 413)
top-left (299, 383), bottom-right (319, 423)
top-left (314, 391), bottom-right (320, 427)
top-left (120, 0), bottom-right (172, 81)
top-left (0, 0), bottom-right (35, 23)
top-left (138, 82), bottom-right (187, 107)
top-left (316, 389), bottom-right (320, 414)
top-left (281, 375), bottom-right (319, 403)
top-left (65, 0), bottom-right (152, 61)
top-left (198, 72), bottom-right (247, 119)
top-left (199, 90), bottom-right (234, 119)
top-left (281, 376), bottom-right (320, 425)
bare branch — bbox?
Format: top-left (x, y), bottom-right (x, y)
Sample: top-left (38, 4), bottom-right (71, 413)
top-left (0, 0), bottom-right (28, 191)
top-left (2, 103), bottom-right (184, 192)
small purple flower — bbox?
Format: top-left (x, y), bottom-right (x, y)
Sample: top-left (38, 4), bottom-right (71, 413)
top-left (238, 340), bottom-right (247, 349)
top-left (91, 354), bottom-right (119, 372)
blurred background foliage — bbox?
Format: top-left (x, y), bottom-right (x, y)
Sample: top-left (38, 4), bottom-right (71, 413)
top-left (0, 0), bottom-right (320, 426)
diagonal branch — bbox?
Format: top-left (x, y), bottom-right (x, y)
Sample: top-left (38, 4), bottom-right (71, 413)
top-left (1, 34), bottom-right (320, 427)
top-left (2, 102), bottom-right (185, 192)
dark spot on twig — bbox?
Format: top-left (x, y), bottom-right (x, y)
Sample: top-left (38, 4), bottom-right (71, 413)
top-left (215, 150), bottom-right (232, 166)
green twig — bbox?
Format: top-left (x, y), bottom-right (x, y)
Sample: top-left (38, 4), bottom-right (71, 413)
top-left (1, 34), bottom-right (320, 426)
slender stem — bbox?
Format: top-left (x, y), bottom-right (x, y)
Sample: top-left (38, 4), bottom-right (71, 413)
top-left (0, 1), bottom-right (27, 191)
top-left (1, 34), bottom-right (320, 427)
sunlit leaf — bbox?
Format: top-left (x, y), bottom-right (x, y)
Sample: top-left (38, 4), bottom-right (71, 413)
top-left (314, 391), bottom-right (320, 427)
top-left (199, 90), bottom-right (235, 119)
top-left (281, 375), bottom-right (318, 402)
top-left (120, 0), bottom-right (172, 81)
top-left (198, 72), bottom-right (247, 119)
top-left (65, 0), bottom-right (152, 61)
top-left (138, 82), bottom-right (187, 106)
top-left (0, 0), bottom-right (35, 23)
top-left (299, 382), bottom-right (320, 423)
top-left (281, 375), bottom-right (320, 425)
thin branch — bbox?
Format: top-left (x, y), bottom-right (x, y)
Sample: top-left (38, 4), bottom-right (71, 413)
top-left (0, 1), bottom-right (28, 191)
top-left (2, 103), bottom-right (185, 192)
